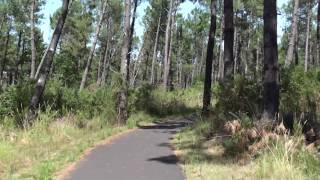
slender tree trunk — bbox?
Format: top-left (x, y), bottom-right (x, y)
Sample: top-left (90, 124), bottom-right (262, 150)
top-left (118, 0), bottom-right (131, 124)
top-left (13, 30), bottom-right (22, 84)
top-left (244, 38), bottom-right (250, 77)
top-left (131, 60), bottom-right (141, 87)
top-left (127, 0), bottom-right (138, 81)
top-left (317, 0), bottom-right (320, 66)
top-left (262, 0), bottom-right (279, 122)
top-left (15, 36), bottom-right (25, 82)
top-left (168, 7), bottom-right (176, 90)
top-left (34, 1), bottom-right (75, 79)
top-left (99, 45), bottom-right (110, 86)
top-left (0, 17), bottom-right (4, 31)
top-left (218, 14), bottom-right (224, 80)
top-left (150, 16), bottom-right (161, 85)
top-left (30, 0), bottom-right (36, 79)
top-left (202, 0), bottom-right (217, 115)
top-left (143, 52), bottom-right (150, 80)
top-left (163, 0), bottom-right (174, 90)
top-left (285, 0), bottom-right (299, 67)
top-left (223, 0), bottom-right (234, 80)
top-left (305, 0), bottom-right (312, 72)
top-left (177, 46), bottom-right (183, 87)
top-left (26, 0), bottom-right (70, 125)
top-left (97, 50), bottom-right (104, 82)
top-left (233, 28), bottom-right (238, 75)
top-left (79, 2), bottom-right (107, 91)
top-left (256, 38), bottom-right (260, 75)
top-left (98, 19), bottom-right (112, 86)
top-left (0, 25), bottom-right (10, 85)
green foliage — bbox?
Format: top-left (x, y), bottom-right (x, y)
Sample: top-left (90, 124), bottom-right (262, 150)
top-left (130, 84), bottom-right (200, 117)
top-left (281, 67), bottom-right (320, 116)
top-left (0, 79), bottom-right (117, 127)
top-left (0, 81), bottom-right (33, 125)
top-left (214, 75), bottom-right (263, 120)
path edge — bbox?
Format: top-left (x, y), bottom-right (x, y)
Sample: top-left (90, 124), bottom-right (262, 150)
top-left (55, 128), bottom-right (137, 180)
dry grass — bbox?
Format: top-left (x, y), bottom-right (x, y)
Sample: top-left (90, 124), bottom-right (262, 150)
top-left (173, 119), bottom-right (320, 180)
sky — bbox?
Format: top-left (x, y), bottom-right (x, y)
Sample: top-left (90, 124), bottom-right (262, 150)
top-left (40, 0), bottom-right (289, 44)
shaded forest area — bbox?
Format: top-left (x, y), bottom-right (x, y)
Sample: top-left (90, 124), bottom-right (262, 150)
top-left (0, 0), bottom-right (320, 179)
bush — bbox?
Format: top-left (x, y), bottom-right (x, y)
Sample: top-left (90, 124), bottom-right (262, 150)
top-left (0, 79), bottom-right (118, 127)
top-left (214, 74), bottom-right (263, 121)
top-left (130, 84), bottom-right (199, 117)
top-left (281, 67), bottom-right (320, 117)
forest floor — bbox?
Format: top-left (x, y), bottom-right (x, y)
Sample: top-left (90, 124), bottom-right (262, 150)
top-left (172, 117), bottom-right (320, 180)
top-left (59, 118), bottom-right (190, 180)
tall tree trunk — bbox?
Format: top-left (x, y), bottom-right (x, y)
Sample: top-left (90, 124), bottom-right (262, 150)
top-left (223, 0), bottom-right (234, 80)
top-left (97, 50), bottom-right (104, 82)
top-left (0, 25), bottom-right (11, 85)
top-left (262, 0), bottom-right (279, 122)
top-left (255, 38), bottom-right (260, 75)
top-left (168, 7), bottom-right (176, 90)
top-left (285, 0), bottom-right (299, 67)
top-left (163, 0), bottom-right (174, 90)
top-left (30, 0), bottom-right (36, 79)
top-left (233, 28), bottom-right (238, 75)
top-left (35, 1), bottom-right (74, 79)
top-left (79, 2), bottom-right (107, 91)
top-left (143, 52), bottom-right (150, 80)
top-left (127, 0), bottom-right (138, 83)
top-left (305, 0), bottom-right (312, 72)
top-left (317, 0), bottom-right (320, 66)
top-left (26, 0), bottom-right (70, 125)
top-left (218, 13), bottom-right (224, 80)
top-left (118, 0), bottom-right (131, 124)
top-left (202, 0), bottom-right (217, 115)
top-left (150, 16), bottom-right (161, 85)
top-left (98, 19), bottom-right (112, 86)
top-left (13, 30), bottom-right (22, 84)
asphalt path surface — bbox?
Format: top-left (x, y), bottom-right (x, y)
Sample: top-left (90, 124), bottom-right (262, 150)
top-left (65, 120), bottom-right (189, 180)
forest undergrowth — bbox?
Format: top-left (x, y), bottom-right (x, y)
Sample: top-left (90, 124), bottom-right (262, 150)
top-left (173, 67), bottom-right (320, 180)
top-left (0, 79), bottom-right (198, 179)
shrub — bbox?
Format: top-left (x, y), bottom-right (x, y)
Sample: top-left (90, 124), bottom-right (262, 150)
top-left (214, 74), bottom-right (263, 121)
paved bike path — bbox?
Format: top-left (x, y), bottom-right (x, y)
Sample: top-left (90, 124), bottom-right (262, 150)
top-left (65, 120), bottom-right (188, 180)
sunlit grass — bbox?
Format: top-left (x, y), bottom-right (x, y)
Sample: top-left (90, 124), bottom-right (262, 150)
top-left (0, 112), bottom-right (128, 179)
top-left (173, 120), bottom-right (320, 180)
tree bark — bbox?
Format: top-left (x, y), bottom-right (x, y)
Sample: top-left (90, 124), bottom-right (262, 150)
top-left (118, 0), bottom-right (132, 124)
top-left (0, 25), bottom-right (11, 85)
top-left (98, 19), bottom-right (112, 86)
top-left (163, 0), bottom-right (174, 90)
top-left (304, 0), bottom-right (311, 72)
top-left (126, 0), bottom-right (138, 83)
top-left (202, 0), bottom-right (217, 116)
top-left (218, 19), bottom-right (224, 80)
top-left (26, 0), bottom-right (70, 126)
top-left (262, 0), bottom-right (279, 122)
top-left (285, 0), bottom-right (299, 67)
top-left (168, 6), bottom-right (177, 90)
top-left (13, 30), bottom-right (22, 84)
top-left (79, 2), bottom-right (107, 91)
top-left (317, 0), bottom-right (320, 66)
top-left (223, 0), bottom-right (234, 80)
top-left (30, 0), bottom-right (36, 79)
top-left (233, 28), bottom-right (238, 75)
top-left (150, 16), bottom-right (161, 85)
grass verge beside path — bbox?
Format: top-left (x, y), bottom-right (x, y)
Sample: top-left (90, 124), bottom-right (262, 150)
top-left (0, 115), bottom-right (130, 180)
top-left (172, 119), bottom-right (320, 180)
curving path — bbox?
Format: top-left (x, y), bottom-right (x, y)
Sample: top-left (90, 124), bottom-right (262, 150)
top-left (64, 119), bottom-right (189, 180)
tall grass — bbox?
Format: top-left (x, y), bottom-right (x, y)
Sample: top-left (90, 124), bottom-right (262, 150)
top-left (0, 110), bottom-right (128, 179)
